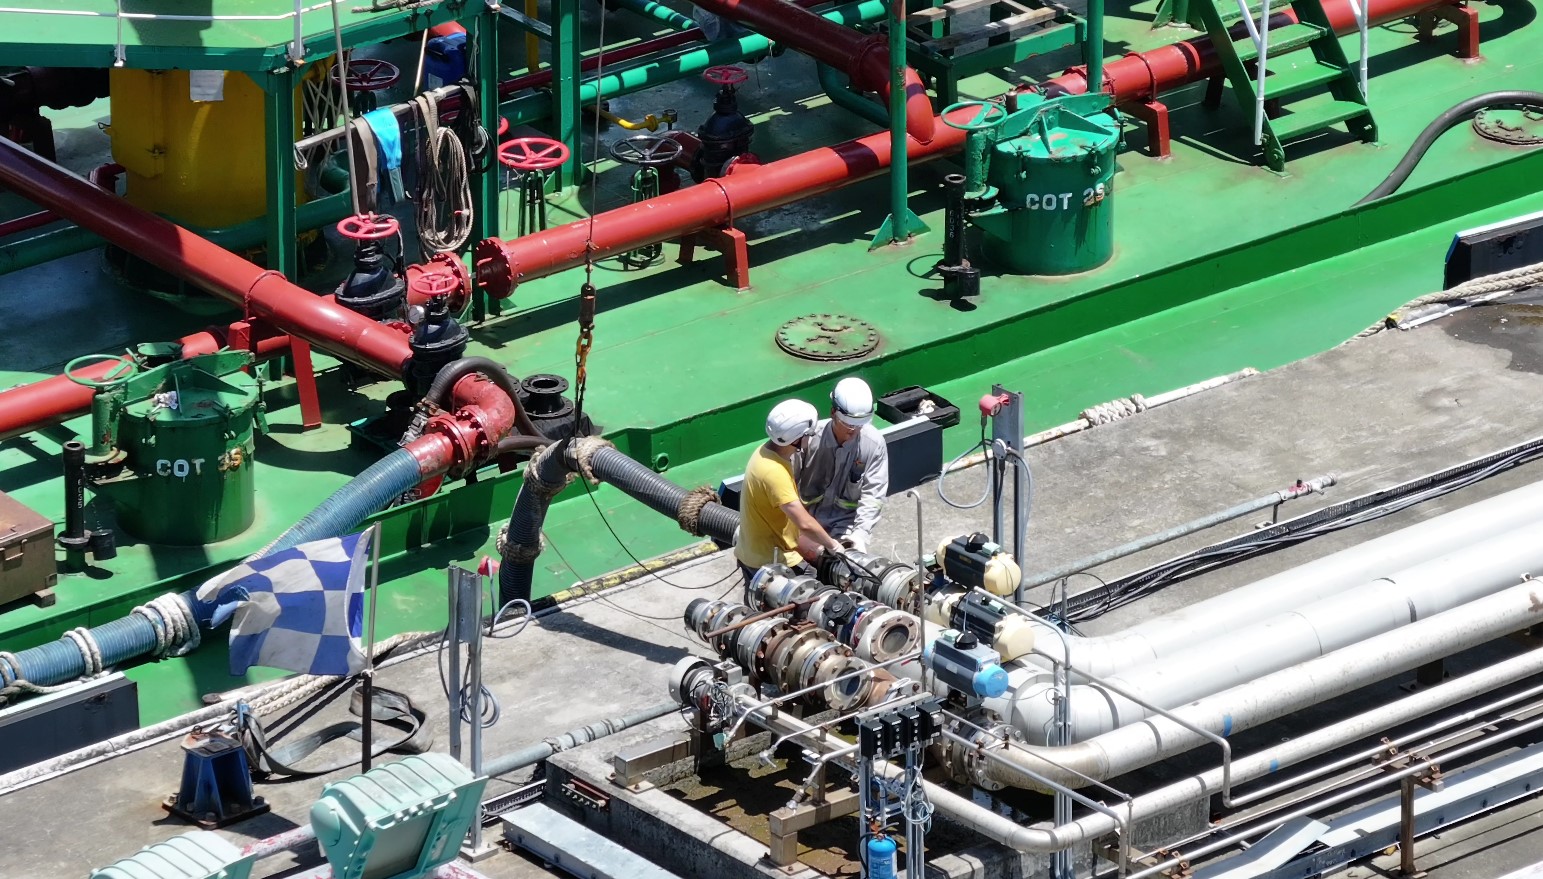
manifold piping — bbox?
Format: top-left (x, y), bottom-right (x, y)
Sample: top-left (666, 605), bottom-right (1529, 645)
top-left (968, 577), bottom-right (1543, 791)
top-left (1003, 519), bottom-right (1543, 744)
top-left (934, 639), bottom-right (1543, 854)
top-left (1021, 477), bottom-right (1543, 679)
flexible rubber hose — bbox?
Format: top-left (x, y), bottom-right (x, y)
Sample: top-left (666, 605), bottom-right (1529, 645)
top-left (2, 447), bottom-right (430, 691)
top-left (495, 436), bottom-right (548, 456)
top-left (4, 615), bottom-right (158, 687)
top-left (1356, 91), bottom-right (1543, 205)
top-left (425, 356), bottom-right (546, 441)
top-left (263, 447), bottom-right (425, 556)
top-left (587, 446), bottom-right (740, 544)
top-left (498, 443), bottom-right (743, 606)
top-left (499, 442), bottom-right (576, 607)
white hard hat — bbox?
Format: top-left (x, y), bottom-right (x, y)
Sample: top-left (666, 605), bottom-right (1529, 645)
top-left (831, 377), bottom-right (875, 427)
top-left (766, 399), bottom-right (819, 446)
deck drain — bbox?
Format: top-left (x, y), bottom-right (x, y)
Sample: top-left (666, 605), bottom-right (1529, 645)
top-left (774, 314), bottom-right (880, 361)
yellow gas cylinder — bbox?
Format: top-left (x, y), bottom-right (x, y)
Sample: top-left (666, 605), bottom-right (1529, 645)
top-left (106, 69), bottom-right (303, 229)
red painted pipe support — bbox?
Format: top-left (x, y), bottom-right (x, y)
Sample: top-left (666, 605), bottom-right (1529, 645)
top-left (473, 107), bottom-right (974, 298)
top-left (689, 0), bottom-right (936, 143)
top-left (0, 140), bottom-right (412, 379)
top-left (1035, 0), bottom-right (1466, 102)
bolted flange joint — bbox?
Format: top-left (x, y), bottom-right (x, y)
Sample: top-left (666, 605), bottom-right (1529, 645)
top-left (473, 237), bottom-right (521, 300)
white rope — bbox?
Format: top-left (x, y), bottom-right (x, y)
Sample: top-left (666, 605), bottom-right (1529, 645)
top-left (1351, 259), bottom-right (1543, 340)
top-left (63, 627), bottom-right (104, 679)
top-left (1081, 393), bottom-right (1147, 426)
top-left (131, 593), bottom-right (202, 658)
top-left (417, 123), bottom-right (474, 254)
top-left (0, 651), bottom-right (20, 686)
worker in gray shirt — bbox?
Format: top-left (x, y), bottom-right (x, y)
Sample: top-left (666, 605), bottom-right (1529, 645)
top-left (796, 377), bottom-right (890, 552)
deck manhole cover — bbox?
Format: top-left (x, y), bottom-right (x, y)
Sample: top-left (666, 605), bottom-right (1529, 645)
top-left (774, 314), bottom-right (880, 361)
top-left (1474, 107), bottom-right (1543, 145)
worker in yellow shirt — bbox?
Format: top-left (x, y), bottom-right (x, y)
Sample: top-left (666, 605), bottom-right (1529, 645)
top-left (735, 399), bottom-right (845, 595)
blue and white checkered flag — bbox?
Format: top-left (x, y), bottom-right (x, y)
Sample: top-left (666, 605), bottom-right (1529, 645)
top-left (195, 531), bottom-right (373, 677)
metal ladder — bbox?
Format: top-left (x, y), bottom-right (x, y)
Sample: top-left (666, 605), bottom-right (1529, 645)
top-left (1196, 0), bottom-right (1375, 172)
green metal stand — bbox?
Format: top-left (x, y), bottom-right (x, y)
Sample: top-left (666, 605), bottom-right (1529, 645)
top-left (872, 0), bottom-right (928, 249)
top-left (474, 7), bottom-right (503, 320)
top-left (263, 68), bottom-right (298, 280)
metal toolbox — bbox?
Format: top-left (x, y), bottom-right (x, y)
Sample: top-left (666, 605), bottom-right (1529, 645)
top-left (0, 490), bottom-right (57, 608)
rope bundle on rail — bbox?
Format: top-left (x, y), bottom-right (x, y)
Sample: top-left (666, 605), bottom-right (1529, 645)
top-left (413, 91), bottom-right (474, 255)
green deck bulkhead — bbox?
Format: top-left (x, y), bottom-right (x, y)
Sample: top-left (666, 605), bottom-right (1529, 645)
top-left (92, 352), bottom-right (263, 545)
top-left (971, 93), bottom-right (1121, 276)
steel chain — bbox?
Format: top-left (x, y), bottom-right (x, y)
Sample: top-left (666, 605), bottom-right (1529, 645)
top-left (574, 280), bottom-right (598, 421)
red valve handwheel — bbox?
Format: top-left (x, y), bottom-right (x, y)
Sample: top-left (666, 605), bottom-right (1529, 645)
top-left (498, 137), bottom-right (571, 171)
top-left (703, 65), bottom-right (749, 87)
top-left (334, 57), bottom-right (400, 92)
top-left (336, 213), bottom-right (401, 241)
top-left (410, 272), bottom-right (461, 298)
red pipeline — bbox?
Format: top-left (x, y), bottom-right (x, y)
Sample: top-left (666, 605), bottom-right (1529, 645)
top-left (472, 105), bottom-right (976, 298)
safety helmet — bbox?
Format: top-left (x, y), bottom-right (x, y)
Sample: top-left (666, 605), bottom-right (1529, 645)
top-left (831, 377), bottom-right (875, 427)
top-left (766, 399), bottom-right (819, 446)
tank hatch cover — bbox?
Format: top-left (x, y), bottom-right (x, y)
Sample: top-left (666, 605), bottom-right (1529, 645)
top-left (775, 314), bottom-right (880, 361)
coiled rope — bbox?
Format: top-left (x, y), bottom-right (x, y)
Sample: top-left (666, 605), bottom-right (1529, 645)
top-left (414, 91), bottom-right (474, 255)
top-left (1081, 393), bottom-right (1147, 426)
top-left (132, 593), bottom-right (203, 658)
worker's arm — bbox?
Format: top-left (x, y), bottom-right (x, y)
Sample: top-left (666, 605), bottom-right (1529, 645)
top-left (844, 436), bottom-right (889, 552)
top-left (783, 499), bottom-right (843, 560)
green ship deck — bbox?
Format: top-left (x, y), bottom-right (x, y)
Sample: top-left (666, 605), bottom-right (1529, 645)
top-left (2, 0), bottom-right (1542, 724)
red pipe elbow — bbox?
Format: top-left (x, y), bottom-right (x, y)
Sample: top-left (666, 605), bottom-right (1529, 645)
top-left (419, 372), bottom-right (520, 477)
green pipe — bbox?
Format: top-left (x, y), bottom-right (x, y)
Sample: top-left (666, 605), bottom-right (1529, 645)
top-left (197, 191), bottom-right (352, 248)
top-left (869, 0), bottom-right (926, 247)
top-left (887, 0), bottom-right (907, 235)
top-left (1086, 0), bottom-right (1104, 94)
top-left (608, 0), bottom-right (698, 31)
top-left (0, 226), bottom-right (103, 275)
top-left (502, 0), bottom-right (889, 126)
top-left (815, 62), bottom-right (889, 129)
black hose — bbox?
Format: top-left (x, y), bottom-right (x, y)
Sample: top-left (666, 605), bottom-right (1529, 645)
top-left (498, 441), bottom-right (575, 607)
top-left (1356, 91), bottom-right (1543, 205)
top-left (494, 435), bottom-right (548, 456)
top-left (423, 355), bottom-right (546, 440)
top-left (587, 447), bottom-right (739, 544)
top-left (496, 442), bottom-right (743, 606)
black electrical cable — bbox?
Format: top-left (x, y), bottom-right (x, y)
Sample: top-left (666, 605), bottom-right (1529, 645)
top-left (578, 475), bottom-right (741, 592)
top-left (1066, 437), bottom-right (1543, 622)
top-left (1355, 90), bottom-right (1543, 205)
